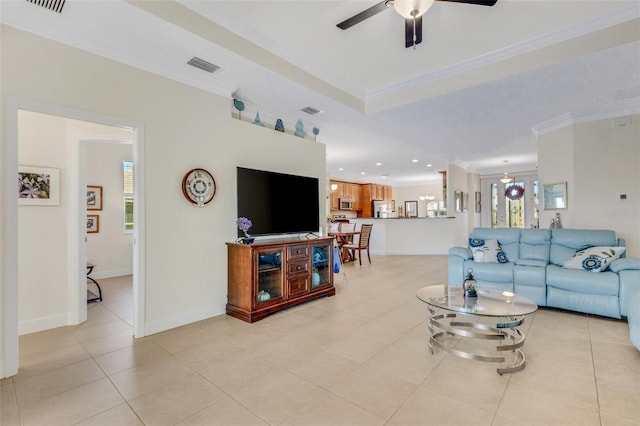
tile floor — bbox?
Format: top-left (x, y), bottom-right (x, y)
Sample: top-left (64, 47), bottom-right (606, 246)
top-left (1, 255), bottom-right (639, 425)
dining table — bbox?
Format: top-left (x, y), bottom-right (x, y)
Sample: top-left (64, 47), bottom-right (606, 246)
top-left (329, 230), bottom-right (361, 263)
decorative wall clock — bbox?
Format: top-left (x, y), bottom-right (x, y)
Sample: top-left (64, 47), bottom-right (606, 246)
top-left (182, 168), bottom-right (216, 206)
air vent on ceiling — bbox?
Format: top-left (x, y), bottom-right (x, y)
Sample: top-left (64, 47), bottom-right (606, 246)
top-left (187, 57), bottom-right (220, 73)
top-left (300, 106), bottom-right (323, 115)
top-left (26, 0), bottom-right (66, 13)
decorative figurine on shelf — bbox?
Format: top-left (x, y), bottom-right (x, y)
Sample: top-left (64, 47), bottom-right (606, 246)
top-left (312, 127), bottom-right (320, 142)
top-left (294, 119), bottom-right (306, 138)
top-left (237, 217), bottom-right (254, 244)
top-left (275, 118), bottom-right (285, 132)
top-left (257, 290), bottom-right (271, 302)
top-left (463, 268), bottom-right (478, 298)
top-left (253, 111), bottom-right (265, 127)
top-left (233, 98), bottom-right (245, 120)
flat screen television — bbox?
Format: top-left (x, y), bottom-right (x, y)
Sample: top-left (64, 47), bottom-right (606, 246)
top-left (237, 167), bottom-right (320, 237)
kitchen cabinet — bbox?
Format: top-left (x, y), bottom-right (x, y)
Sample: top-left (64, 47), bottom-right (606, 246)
top-left (226, 238), bottom-right (335, 322)
top-left (329, 180), bottom-right (362, 211)
top-left (359, 184), bottom-right (393, 217)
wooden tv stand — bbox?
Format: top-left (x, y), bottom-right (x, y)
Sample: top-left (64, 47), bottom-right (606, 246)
top-left (226, 237), bottom-right (335, 323)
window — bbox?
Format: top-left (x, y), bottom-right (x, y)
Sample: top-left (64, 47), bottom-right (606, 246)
top-left (123, 161), bottom-right (134, 232)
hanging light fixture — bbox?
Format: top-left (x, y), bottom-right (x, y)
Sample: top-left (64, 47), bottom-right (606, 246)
top-left (499, 160), bottom-right (513, 183)
top-left (392, 0), bottom-right (435, 19)
top-left (500, 172), bottom-right (513, 184)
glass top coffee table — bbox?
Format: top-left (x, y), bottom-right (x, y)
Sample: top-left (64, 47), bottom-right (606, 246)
top-left (416, 285), bottom-right (538, 374)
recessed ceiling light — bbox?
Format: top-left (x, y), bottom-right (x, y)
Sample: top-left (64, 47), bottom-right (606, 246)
top-left (361, 172), bottom-right (366, 175)
top-left (376, 162), bottom-right (382, 166)
top-left (426, 164), bottom-right (433, 167)
top-left (412, 159), bottom-right (419, 163)
top-left (338, 168), bottom-right (344, 171)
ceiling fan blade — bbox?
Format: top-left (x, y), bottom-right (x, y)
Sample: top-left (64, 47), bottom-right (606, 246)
top-left (337, 1), bottom-right (389, 30)
top-left (404, 16), bottom-right (423, 48)
top-left (436, 0), bottom-right (497, 6)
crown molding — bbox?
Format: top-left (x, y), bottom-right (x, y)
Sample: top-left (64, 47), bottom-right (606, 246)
top-left (366, 5), bottom-right (640, 102)
top-left (531, 98), bottom-right (640, 138)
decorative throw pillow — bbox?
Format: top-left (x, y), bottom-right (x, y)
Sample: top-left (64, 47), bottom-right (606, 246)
top-left (469, 238), bottom-right (509, 263)
top-left (563, 246), bottom-right (626, 272)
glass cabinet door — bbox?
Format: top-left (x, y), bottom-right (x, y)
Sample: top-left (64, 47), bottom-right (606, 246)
top-left (255, 248), bottom-right (284, 305)
top-left (311, 243), bottom-right (332, 290)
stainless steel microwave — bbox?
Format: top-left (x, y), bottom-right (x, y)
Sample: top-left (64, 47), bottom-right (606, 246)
top-left (339, 199), bottom-right (354, 210)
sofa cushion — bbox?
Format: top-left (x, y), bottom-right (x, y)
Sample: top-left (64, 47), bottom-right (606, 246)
top-left (464, 260), bottom-right (514, 283)
top-left (550, 229), bottom-right (618, 266)
top-left (469, 239), bottom-right (508, 263)
top-left (609, 258), bottom-right (640, 273)
top-left (547, 265), bottom-right (619, 296)
top-left (519, 229), bottom-right (551, 262)
top-left (470, 228), bottom-right (520, 262)
top-left (564, 246), bottom-right (626, 272)
top-left (516, 259), bottom-right (548, 267)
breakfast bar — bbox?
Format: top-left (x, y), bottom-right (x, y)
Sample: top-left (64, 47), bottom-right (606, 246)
top-left (351, 217), bottom-right (457, 256)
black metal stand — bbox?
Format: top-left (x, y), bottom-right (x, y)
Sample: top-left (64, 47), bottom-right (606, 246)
top-left (87, 263), bottom-right (103, 303)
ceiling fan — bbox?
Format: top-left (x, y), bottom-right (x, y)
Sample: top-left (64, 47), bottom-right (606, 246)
top-left (337, 0), bottom-right (497, 49)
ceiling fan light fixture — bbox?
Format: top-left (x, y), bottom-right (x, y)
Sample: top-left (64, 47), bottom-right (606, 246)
top-left (393, 0), bottom-right (435, 19)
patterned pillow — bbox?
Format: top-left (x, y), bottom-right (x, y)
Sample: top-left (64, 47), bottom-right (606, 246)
top-left (469, 238), bottom-right (509, 263)
top-left (563, 246), bottom-right (626, 272)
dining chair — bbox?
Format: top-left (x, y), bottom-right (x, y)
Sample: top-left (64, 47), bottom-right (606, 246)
top-left (343, 223), bottom-right (373, 265)
top-left (329, 222), bottom-right (341, 234)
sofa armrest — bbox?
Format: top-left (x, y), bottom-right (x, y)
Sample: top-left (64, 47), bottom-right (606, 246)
top-left (449, 246), bottom-right (472, 260)
top-left (609, 258), bottom-right (640, 273)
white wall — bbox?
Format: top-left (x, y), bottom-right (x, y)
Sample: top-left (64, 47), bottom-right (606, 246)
top-left (392, 183), bottom-right (443, 218)
top-left (85, 141), bottom-right (134, 279)
top-left (538, 114), bottom-right (640, 256)
top-left (17, 111), bottom-right (70, 333)
top-left (1, 23), bottom-right (327, 360)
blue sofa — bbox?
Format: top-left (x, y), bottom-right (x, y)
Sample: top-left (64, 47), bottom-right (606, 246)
top-left (449, 228), bottom-right (640, 349)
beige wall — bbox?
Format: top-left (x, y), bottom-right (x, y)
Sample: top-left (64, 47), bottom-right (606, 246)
top-left (538, 115), bottom-right (640, 256)
top-left (85, 141), bottom-right (134, 279)
top-left (2, 23), bottom-right (327, 353)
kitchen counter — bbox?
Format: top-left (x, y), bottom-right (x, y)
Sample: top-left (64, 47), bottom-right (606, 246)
top-left (351, 217), bottom-right (457, 255)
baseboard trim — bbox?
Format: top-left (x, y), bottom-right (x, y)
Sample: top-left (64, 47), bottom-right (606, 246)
top-left (18, 313), bottom-right (68, 336)
top-left (143, 304), bottom-right (225, 336)
top-left (91, 268), bottom-right (133, 280)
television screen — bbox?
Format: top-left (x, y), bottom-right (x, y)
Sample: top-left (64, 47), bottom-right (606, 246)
top-left (237, 167), bottom-right (320, 236)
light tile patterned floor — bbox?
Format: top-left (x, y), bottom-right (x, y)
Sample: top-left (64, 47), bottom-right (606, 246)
top-left (2, 255), bottom-right (639, 425)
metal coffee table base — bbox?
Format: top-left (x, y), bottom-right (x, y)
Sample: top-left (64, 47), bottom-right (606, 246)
top-left (428, 308), bottom-right (527, 375)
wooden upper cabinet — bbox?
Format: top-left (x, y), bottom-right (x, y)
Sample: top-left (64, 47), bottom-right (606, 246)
top-left (329, 180), bottom-right (390, 216)
top-left (383, 186), bottom-right (393, 209)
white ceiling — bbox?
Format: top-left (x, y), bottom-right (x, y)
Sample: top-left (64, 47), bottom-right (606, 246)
top-left (2, 0), bottom-right (639, 185)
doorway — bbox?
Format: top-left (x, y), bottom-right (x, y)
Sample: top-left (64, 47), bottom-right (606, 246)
top-left (481, 174), bottom-right (539, 229)
top-left (2, 99), bottom-right (145, 378)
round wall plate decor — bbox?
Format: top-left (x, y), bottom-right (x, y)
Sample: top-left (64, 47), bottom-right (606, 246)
top-left (182, 168), bottom-right (216, 206)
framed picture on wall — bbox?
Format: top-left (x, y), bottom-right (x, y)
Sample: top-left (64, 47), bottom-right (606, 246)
top-left (18, 165), bottom-right (60, 206)
top-left (87, 214), bottom-right (100, 233)
top-left (543, 182), bottom-right (567, 210)
top-left (87, 185), bottom-right (103, 210)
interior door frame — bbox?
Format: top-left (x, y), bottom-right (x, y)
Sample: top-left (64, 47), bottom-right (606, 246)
top-left (480, 173), bottom-right (539, 228)
top-left (2, 97), bottom-right (146, 378)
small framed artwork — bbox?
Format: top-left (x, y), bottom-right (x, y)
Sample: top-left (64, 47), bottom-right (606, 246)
top-left (87, 185), bottom-right (103, 211)
top-left (87, 214), bottom-right (100, 233)
top-left (18, 166), bottom-right (60, 206)
top-left (475, 191), bottom-right (481, 213)
top-left (405, 200), bottom-right (418, 218)
top-left (543, 182), bottom-right (567, 210)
